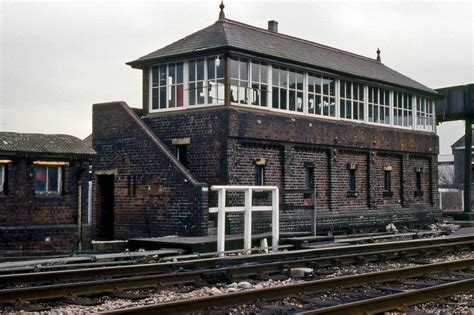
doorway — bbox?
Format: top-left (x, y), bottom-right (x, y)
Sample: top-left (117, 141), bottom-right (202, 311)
top-left (97, 175), bottom-right (114, 240)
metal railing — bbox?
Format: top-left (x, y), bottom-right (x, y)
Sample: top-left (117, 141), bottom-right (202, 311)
top-left (209, 185), bottom-right (279, 256)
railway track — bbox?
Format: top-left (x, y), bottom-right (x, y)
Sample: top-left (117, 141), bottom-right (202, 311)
top-left (0, 235), bottom-right (473, 306)
top-left (100, 258), bottom-right (474, 314)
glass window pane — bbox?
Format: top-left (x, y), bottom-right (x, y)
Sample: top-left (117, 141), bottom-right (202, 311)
top-left (152, 67), bottom-right (158, 86)
top-left (48, 167), bottom-right (59, 192)
top-left (308, 75), bottom-right (315, 93)
top-left (280, 68), bottom-right (288, 87)
top-left (152, 88), bottom-right (158, 110)
top-left (315, 76), bottom-right (322, 94)
top-left (197, 81), bottom-right (205, 104)
top-left (329, 78), bottom-right (335, 96)
top-left (240, 59), bottom-right (248, 80)
top-left (189, 61), bottom-right (195, 81)
top-left (176, 63), bottom-right (183, 83)
top-left (297, 92), bottom-right (303, 112)
top-left (159, 65), bottom-right (166, 85)
top-left (280, 89), bottom-right (287, 110)
top-left (197, 59), bottom-right (204, 81)
top-left (272, 67), bottom-right (279, 86)
top-left (159, 87), bottom-right (166, 109)
top-left (189, 83), bottom-right (196, 105)
top-left (208, 58), bottom-right (215, 80)
top-left (261, 85), bottom-right (267, 106)
top-left (272, 88), bottom-right (279, 108)
top-left (308, 94), bottom-right (315, 114)
top-left (252, 63), bottom-right (259, 83)
top-left (216, 58), bottom-right (224, 78)
top-left (261, 64), bottom-right (268, 83)
top-left (168, 64), bottom-right (175, 85)
top-left (177, 85), bottom-right (184, 107)
top-left (231, 58), bottom-right (239, 79)
top-left (289, 90), bottom-right (296, 111)
top-left (35, 166), bottom-right (47, 192)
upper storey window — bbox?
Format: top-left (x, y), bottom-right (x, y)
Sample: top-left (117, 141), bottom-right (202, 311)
top-left (251, 61), bottom-right (269, 107)
top-left (307, 74), bottom-right (336, 117)
top-left (394, 92), bottom-right (413, 127)
top-left (340, 80), bottom-right (364, 121)
top-left (230, 57), bottom-right (249, 104)
top-left (416, 96), bottom-right (435, 131)
top-left (189, 59), bottom-right (206, 106)
top-left (368, 86), bottom-right (390, 125)
top-left (151, 62), bottom-right (184, 110)
top-left (207, 56), bottom-right (225, 104)
top-left (288, 69), bottom-right (304, 112)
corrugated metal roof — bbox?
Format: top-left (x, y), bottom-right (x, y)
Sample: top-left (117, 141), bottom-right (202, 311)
top-left (128, 19), bottom-right (436, 95)
top-left (0, 132), bottom-right (96, 157)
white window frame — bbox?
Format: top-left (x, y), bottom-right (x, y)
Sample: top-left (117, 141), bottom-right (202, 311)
top-left (339, 80), bottom-right (365, 121)
top-left (368, 85), bottom-right (391, 125)
top-left (393, 91), bottom-right (414, 128)
top-left (250, 60), bottom-right (269, 107)
top-left (34, 165), bottom-right (62, 195)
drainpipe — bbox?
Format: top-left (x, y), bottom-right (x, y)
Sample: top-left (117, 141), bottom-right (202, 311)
top-left (87, 164), bottom-right (93, 225)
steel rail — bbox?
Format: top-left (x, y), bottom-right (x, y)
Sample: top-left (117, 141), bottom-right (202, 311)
top-left (0, 240), bottom-right (473, 303)
top-left (1, 235), bottom-right (473, 285)
top-left (100, 258), bottom-right (474, 314)
top-left (298, 278), bottom-right (474, 315)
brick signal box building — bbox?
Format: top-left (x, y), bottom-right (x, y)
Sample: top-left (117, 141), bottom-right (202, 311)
top-left (92, 7), bottom-right (440, 240)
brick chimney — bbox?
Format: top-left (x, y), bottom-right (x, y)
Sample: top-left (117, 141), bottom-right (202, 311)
top-left (268, 20), bottom-right (278, 33)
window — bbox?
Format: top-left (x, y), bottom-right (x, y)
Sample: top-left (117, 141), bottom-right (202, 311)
top-left (393, 92), bottom-right (413, 127)
top-left (255, 165), bottom-right (265, 186)
top-left (251, 61), bottom-right (269, 107)
top-left (34, 166), bottom-right (62, 194)
top-left (307, 74), bottom-right (336, 117)
top-left (288, 69), bottom-right (304, 112)
top-left (347, 163), bottom-right (358, 197)
top-left (207, 56), bottom-right (225, 104)
top-left (230, 57), bottom-right (249, 104)
top-left (384, 170), bottom-right (391, 192)
top-left (305, 167), bottom-right (314, 191)
top-left (368, 86), bottom-right (390, 124)
top-left (348, 169), bottom-right (356, 192)
top-left (151, 62), bottom-right (184, 110)
top-left (416, 96), bottom-right (435, 131)
top-left (188, 59), bottom-right (206, 106)
top-left (0, 164), bottom-right (5, 194)
top-left (176, 145), bottom-right (188, 168)
top-left (340, 80), bottom-right (365, 121)
top-left (415, 170), bottom-right (422, 191)
top-left (271, 66), bottom-right (288, 110)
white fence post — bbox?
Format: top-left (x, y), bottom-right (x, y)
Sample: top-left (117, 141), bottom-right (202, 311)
top-left (272, 188), bottom-right (279, 252)
top-left (217, 188), bottom-right (226, 257)
top-left (244, 188), bottom-right (252, 254)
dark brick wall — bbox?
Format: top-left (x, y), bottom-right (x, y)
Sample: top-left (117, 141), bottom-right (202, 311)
top-left (95, 104), bottom-right (440, 238)
top-left (0, 158), bottom-right (91, 251)
top-left (92, 102), bottom-right (208, 240)
top-left (142, 108), bottom-right (228, 185)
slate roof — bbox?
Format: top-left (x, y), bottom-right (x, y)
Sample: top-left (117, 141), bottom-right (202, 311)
top-left (128, 18), bottom-right (436, 95)
top-left (0, 132), bottom-right (96, 157)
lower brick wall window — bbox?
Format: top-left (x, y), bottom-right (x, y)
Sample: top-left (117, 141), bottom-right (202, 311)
top-left (415, 168), bottom-right (423, 197)
top-left (176, 145), bottom-right (188, 168)
top-left (34, 166), bottom-right (62, 195)
top-left (383, 170), bottom-right (393, 197)
top-left (347, 167), bottom-right (357, 197)
top-left (255, 165), bottom-right (265, 186)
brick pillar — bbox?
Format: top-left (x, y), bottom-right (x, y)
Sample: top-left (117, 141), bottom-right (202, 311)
top-left (328, 148), bottom-right (337, 211)
top-left (400, 154), bottom-right (410, 208)
top-left (367, 151), bottom-right (377, 209)
top-left (429, 155), bottom-right (439, 207)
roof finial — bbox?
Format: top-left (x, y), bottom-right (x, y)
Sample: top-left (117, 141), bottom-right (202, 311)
top-left (218, 0), bottom-right (225, 20)
top-left (376, 48), bottom-right (381, 62)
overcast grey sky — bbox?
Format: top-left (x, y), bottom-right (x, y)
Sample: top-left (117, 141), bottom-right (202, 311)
top-left (1, 0), bottom-right (473, 154)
